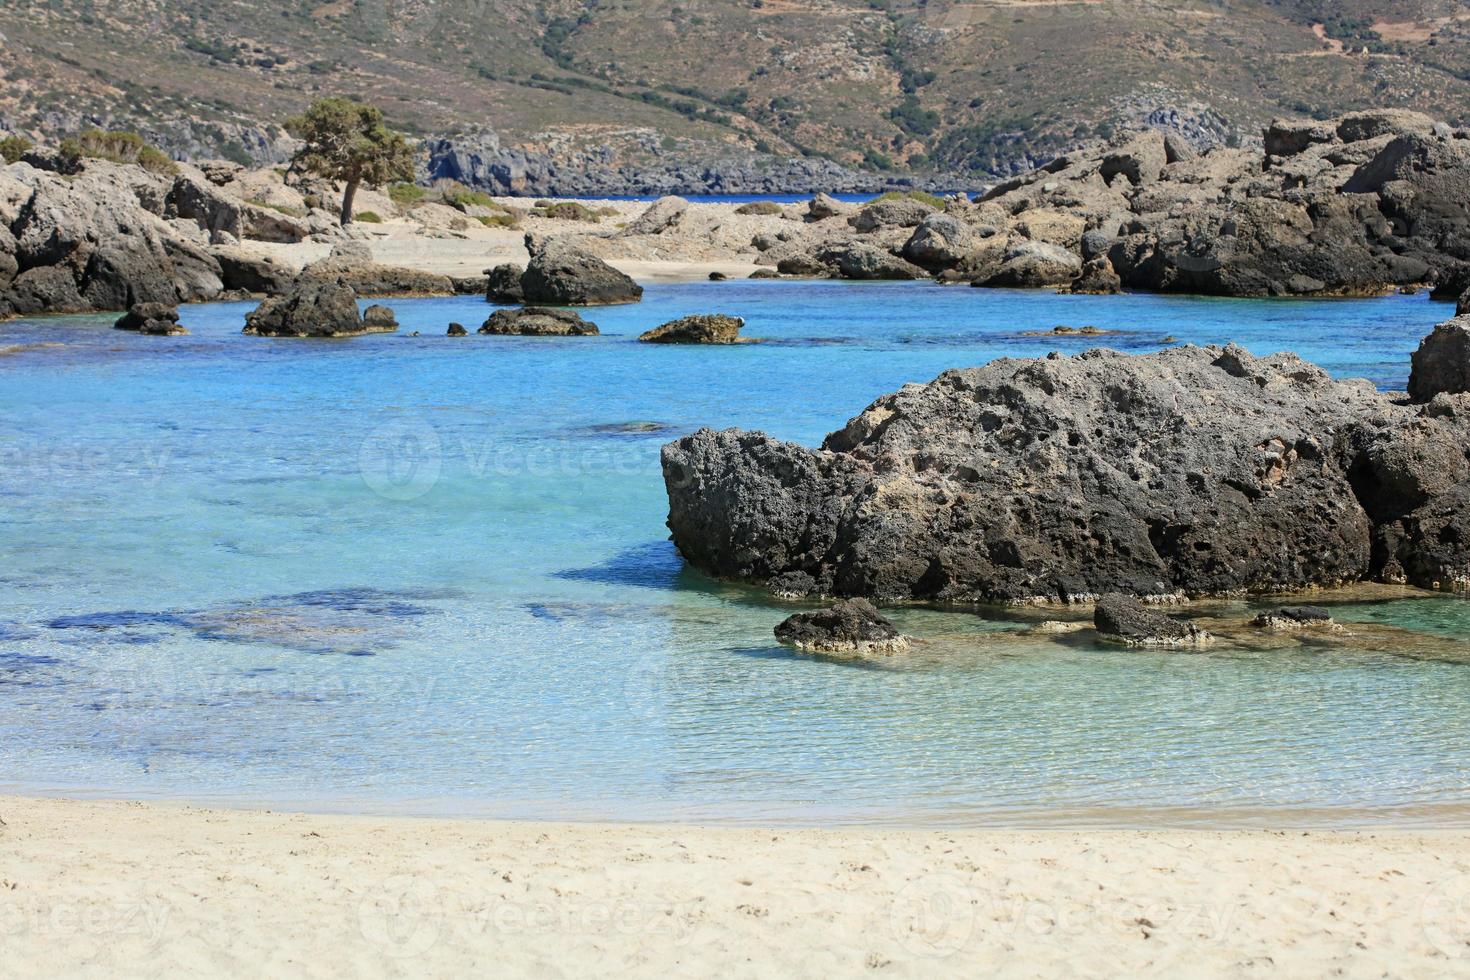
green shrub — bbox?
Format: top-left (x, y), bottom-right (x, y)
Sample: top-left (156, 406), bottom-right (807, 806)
top-left (247, 198), bottom-right (307, 218)
top-left (69, 128), bottom-right (177, 174)
top-left (388, 182), bottom-right (426, 207)
top-left (476, 213), bottom-right (519, 228)
top-left (865, 190), bottom-right (946, 209)
top-left (542, 201), bottom-right (598, 222)
top-left (0, 135), bottom-right (33, 164)
top-left (355, 211), bottom-right (384, 223)
top-left (438, 181), bottom-right (497, 210)
top-left (735, 201), bottom-right (784, 216)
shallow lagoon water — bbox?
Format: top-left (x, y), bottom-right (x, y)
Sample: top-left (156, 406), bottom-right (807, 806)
top-left (2, 281), bottom-right (1468, 827)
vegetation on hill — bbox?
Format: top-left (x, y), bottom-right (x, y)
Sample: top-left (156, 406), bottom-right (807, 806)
top-left (0, 0), bottom-right (1466, 177)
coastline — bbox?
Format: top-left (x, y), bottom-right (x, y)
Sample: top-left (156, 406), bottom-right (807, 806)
top-left (6, 793), bottom-right (1470, 976)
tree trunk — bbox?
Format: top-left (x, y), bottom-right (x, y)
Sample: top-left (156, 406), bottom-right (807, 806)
top-left (340, 175), bottom-right (360, 226)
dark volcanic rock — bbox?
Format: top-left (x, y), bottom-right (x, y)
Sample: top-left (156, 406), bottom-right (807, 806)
top-left (1409, 317), bottom-right (1470, 401)
top-left (447, 322), bottom-right (468, 337)
top-left (661, 330), bottom-right (1470, 601)
top-left (478, 307), bottom-right (599, 336)
top-left (638, 314), bottom-right (746, 344)
top-left (114, 302), bottom-right (186, 335)
top-left (243, 280), bottom-right (394, 338)
top-left (485, 263), bottom-right (526, 304)
top-left (1094, 594), bottom-right (1209, 647)
top-left (1251, 605), bottom-right (1335, 630)
top-left (4, 266), bottom-right (88, 314)
top-left (773, 598), bottom-right (910, 654)
top-left (520, 235), bottom-right (642, 305)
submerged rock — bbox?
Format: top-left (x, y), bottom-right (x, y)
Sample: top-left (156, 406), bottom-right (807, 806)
top-left (243, 280), bottom-right (395, 337)
top-left (661, 326), bottom-right (1470, 602)
top-left (1094, 594), bottom-right (1210, 647)
top-left (478, 307), bottom-right (599, 336)
top-left (113, 302), bottom-right (186, 335)
top-left (773, 599), bottom-right (910, 654)
top-left (1251, 606), bottom-right (1337, 631)
top-left (638, 314), bottom-right (747, 344)
top-left (520, 235), bottom-right (642, 305)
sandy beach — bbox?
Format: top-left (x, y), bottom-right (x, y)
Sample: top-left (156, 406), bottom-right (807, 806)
top-left (3, 795), bottom-right (1469, 977)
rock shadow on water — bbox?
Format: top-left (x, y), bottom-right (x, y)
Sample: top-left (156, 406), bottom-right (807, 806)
top-left (554, 540), bottom-right (706, 592)
top-left (729, 644), bottom-right (905, 672)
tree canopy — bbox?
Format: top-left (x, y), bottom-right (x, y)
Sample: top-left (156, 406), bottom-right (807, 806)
top-left (285, 98), bottom-right (415, 224)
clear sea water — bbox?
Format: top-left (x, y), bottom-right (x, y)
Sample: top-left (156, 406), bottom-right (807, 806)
top-left (2, 281), bottom-right (1468, 827)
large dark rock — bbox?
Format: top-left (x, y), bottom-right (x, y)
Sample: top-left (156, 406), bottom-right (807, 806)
top-left (1251, 605), bottom-right (1335, 630)
top-left (1094, 594), bottom-right (1209, 647)
top-left (661, 330), bottom-right (1470, 601)
top-left (639, 314), bottom-right (746, 344)
top-left (2, 160), bottom-right (223, 314)
top-left (478, 307), bottom-right (599, 336)
top-left (243, 279), bottom-right (394, 337)
top-left (773, 599), bottom-right (910, 654)
top-left (212, 248), bottom-right (294, 295)
top-left (485, 263), bottom-right (525, 303)
top-left (520, 235), bottom-right (642, 305)
top-left (1408, 317), bottom-right (1470, 401)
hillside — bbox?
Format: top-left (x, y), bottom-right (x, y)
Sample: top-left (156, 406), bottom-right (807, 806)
top-left (1, 0), bottom-right (1468, 185)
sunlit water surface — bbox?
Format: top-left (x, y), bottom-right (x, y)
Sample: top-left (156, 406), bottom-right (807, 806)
top-left (2, 281), bottom-right (1467, 827)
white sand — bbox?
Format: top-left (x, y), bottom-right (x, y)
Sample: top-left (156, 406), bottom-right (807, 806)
top-left (4, 795), bottom-right (1470, 977)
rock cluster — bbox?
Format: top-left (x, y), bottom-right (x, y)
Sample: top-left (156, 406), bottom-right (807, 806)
top-left (638, 314), bottom-right (746, 344)
top-left (662, 326), bottom-right (1470, 602)
top-left (773, 599), bottom-right (910, 655)
top-left (753, 110), bottom-right (1470, 298)
top-left (243, 280), bottom-right (396, 338)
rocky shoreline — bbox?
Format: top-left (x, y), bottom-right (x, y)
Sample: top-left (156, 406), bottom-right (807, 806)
top-left (3, 108), bottom-right (1470, 321)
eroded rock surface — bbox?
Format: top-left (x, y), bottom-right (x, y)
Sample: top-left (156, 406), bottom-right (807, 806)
top-left (773, 599), bottom-right (910, 654)
top-left (243, 280), bottom-right (395, 338)
top-left (1094, 594), bottom-right (1210, 647)
top-left (639, 314), bottom-right (746, 344)
top-left (663, 331), bottom-right (1470, 602)
top-left (520, 234), bottom-right (642, 305)
top-left (479, 307), bottom-right (600, 336)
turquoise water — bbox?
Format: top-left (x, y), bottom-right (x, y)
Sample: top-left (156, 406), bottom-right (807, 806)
top-left (2, 281), bottom-right (1468, 827)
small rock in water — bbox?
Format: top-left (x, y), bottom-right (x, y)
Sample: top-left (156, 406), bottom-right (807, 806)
top-left (479, 307), bottom-right (600, 336)
top-left (1094, 593), bottom-right (1211, 648)
top-left (1251, 606), bottom-right (1339, 631)
top-left (447, 322), bottom-right (468, 337)
top-left (774, 599), bottom-right (910, 655)
top-left (114, 302), bottom-right (187, 336)
top-left (638, 314), bottom-right (748, 344)
top-left (709, 271), bottom-right (729, 281)
top-left (749, 269), bottom-right (781, 279)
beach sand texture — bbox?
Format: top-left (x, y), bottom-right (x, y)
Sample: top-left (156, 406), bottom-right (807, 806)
top-left (4, 795), bottom-right (1470, 977)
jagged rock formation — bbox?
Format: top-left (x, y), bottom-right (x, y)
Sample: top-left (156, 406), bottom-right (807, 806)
top-left (638, 314), bottom-right (746, 344)
top-left (478, 308), bottom-right (599, 336)
top-left (773, 599), bottom-right (910, 655)
top-left (1251, 605), bottom-right (1336, 631)
top-left (0, 160), bottom-right (222, 316)
top-left (911, 110), bottom-right (1470, 297)
top-left (662, 327), bottom-right (1470, 602)
top-left (485, 263), bottom-right (525, 304)
top-left (242, 280), bottom-right (396, 338)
